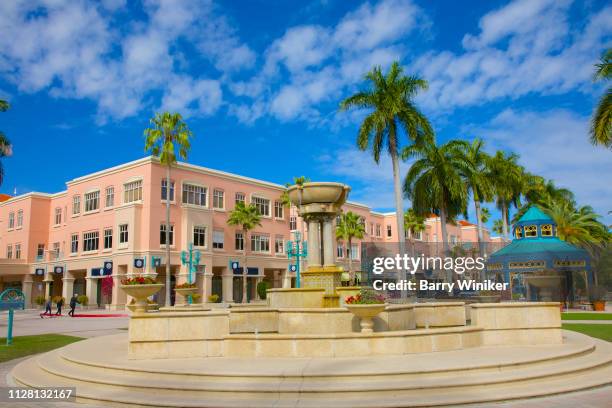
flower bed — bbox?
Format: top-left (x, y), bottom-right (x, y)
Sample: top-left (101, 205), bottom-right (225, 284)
top-left (121, 276), bottom-right (157, 285)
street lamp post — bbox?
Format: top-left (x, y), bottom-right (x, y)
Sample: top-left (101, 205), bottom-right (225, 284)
top-left (287, 231), bottom-right (308, 288)
top-left (180, 243), bottom-right (201, 304)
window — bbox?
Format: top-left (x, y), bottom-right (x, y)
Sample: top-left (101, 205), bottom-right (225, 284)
top-left (252, 196), bottom-right (270, 216)
top-left (524, 225), bottom-right (537, 237)
top-left (15, 244), bottom-right (21, 259)
top-left (37, 244), bottom-right (44, 258)
top-left (251, 234), bottom-right (270, 253)
top-left (289, 216), bottom-right (297, 231)
top-left (85, 190), bottom-right (100, 212)
top-left (119, 224), bottom-right (128, 244)
top-left (71, 233), bottom-right (79, 253)
top-left (6, 245), bottom-right (12, 259)
top-left (235, 192), bottom-right (245, 205)
top-left (337, 243), bottom-right (344, 258)
top-left (193, 226), bottom-right (207, 247)
top-left (541, 224), bottom-right (553, 237)
top-left (376, 224), bottom-right (381, 237)
top-left (17, 210), bottom-right (23, 227)
top-left (182, 183), bottom-right (207, 206)
top-left (105, 186), bottom-right (114, 207)
top-left (161, 179), bottom-right (175, 201)
top-left (386, 225), bottom-right (392, 237)
top-left (72, 196), bottom-right (81, 215)
top-left (213, 189), bottom-right (224, 209)
top-left (83, 231), bottom-right (99, 252)
top-left (213, 230), bottom-right (224, 249)
top-left (124, 180), bottom-right (143, 203)
top-left (274, 201), bottom-right (283, 218)
top-left (52, 242), bottom-right (60, 259)
top-left (54, 208), bottom-right (62, 225)
top-left (515, 226), bottom-right (523, 239)
top-left (275, 236), bottom-right (284, 254)
top-left (8, 212), bottom-right (14, 229)
top-left (104, 228), bottom-right (113, 249)
top-left (413, 231), bottom-right (422, 240)
top-left (235, 232), bottom-right (244, 250)
top-left (351, 243), bottom-right (359, 260)
top-left (160, 224), bottom-right (174, 246)
top-left (370, 223), bottom-right (374, 236)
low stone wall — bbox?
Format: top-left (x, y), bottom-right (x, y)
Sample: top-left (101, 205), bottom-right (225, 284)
top-left (229, 308), bottom-right (278, 333)
top-left (471, 302), bottom-right (562, 345)
top-left (128, 310), bottom-right (229, 359)
top-left (414, 302), bottom-right (466, 327)
top-left (268, 288), bottom-right (325, 308)
top-left (278, 308), bottom-right (356, 334)
top-left (379, 304), bottom-right (416, 331)
top-left (223, 326), bottom-right (482, 358)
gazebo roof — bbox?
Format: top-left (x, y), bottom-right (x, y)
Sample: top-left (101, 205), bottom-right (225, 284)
top-left (516, 207), bottom-right (551, 224)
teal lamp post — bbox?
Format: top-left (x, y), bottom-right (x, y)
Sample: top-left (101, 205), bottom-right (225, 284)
top-left (287, 231), bottom-right (308, 288)
top-left (180, 243), bottom-right (201, 304)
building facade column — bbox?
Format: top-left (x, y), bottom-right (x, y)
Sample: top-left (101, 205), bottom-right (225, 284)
top-left (61, 270), bottom-right (75, 301)
top-left (282, 269), bottom-right (292, 288)
top-left (322, 217), bottom-right (335, 267)
top-left (22, 275), bottom-right (34, 308)
top-left (202, 271), bottom-right (213, 301)
top-left (307, 218), bottom-right (321, 267)
top-left (222, 269), bottom-right (234, 303)
top-left (85, 277), bottom-right (97, 307)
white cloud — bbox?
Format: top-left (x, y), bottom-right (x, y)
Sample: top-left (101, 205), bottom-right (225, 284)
top-left (467, 108), bottom-right (612, 223)
top-left (414, 0), bottom-right (612, 112)
top-left (0, 0), bottom-right (251, 120)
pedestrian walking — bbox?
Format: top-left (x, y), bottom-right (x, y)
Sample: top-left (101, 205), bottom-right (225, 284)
top-left (56, 297), bottom-right (64, 316)
top-left (68, 294), bottom-right (78, 317)
top-left (40, 297), bottom-right (52, 318)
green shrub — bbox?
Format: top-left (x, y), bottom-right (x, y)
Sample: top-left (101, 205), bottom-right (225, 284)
top-left (257, 281), bottom-right (270, 300)
top-left (191, 294), bottom-right (202, 303)
top-left (35, 295), bottom-right (46, 306)
top-left (77, 295), bottom-right (88, 305)
top-left (208, 294), bottom-right (220, 303)
top-left (52, 296), bottom-right (65, 305)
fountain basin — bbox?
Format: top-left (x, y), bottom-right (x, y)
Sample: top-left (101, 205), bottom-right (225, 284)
top-left (287, 182), bottom-right (350, 206)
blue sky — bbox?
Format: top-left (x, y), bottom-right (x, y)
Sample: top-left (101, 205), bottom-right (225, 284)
top-left (0, 0), bottom-right (611, 228)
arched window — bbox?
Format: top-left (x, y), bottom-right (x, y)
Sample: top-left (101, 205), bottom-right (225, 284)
top-left (514, 226), bottom-right (523, 239)
top-left (541, 224), bottom-right (553, 237)
top-left (524, 225), bottom-right (537, 237)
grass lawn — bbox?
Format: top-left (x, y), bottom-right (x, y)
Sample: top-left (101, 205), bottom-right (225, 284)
top-left (562, 312), bottom-right (612, 321)
top-left (0, 334), bottom-right (83, 363)
top-left (562, 324), bottom-right (612, 342)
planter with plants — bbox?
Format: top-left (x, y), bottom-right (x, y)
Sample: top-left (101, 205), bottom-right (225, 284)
top-left (344, 288), bottom-right (387, 333)
top-left (589, 285), bottom-right (607, 311)
top-left (257, 281), bottom-right (270, 300)
top-left (174, 282), bottom-right (198, 305)
top-left (120, 276), bottom-right (163, 313)
top-left (35, 295), bottom-right (46, 309)
top-left (208, 294), bottom-right (220, 303)
top-left (77, 295), bottom-right (89, 309)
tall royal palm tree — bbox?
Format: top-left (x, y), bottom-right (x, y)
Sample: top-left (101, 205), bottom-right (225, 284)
top-left (403, 139), bottom-right (469, 281)
top-left (591, 48), bottom-right (611, 148)
top-left (0, 99), bottom-right (12, 186)
top-left (335, 211), bottom-right (365, 285)
top-left (487, 151), bottom-right (523, 241)
top-left (144, 112), bottom-right (193, 307)
top-left (513, 174), bottom-right (575, 223)
top-left (461, 139), bottom-right (493, 256)
top-left (492, 219), bottom-right (504, 236)
top-left (340, 61), bottom-right (433, 287)
top-left (227, 202), bottom-right (262, 303)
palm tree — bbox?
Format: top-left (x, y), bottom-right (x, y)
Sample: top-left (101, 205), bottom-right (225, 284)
top-left (462, 138), bottom-right (493, 256)
top-left (0, 99), bottom-right (11, 187)
top-left (480, 207), bottom-right (491, 224)
top-left (335, 211), bottom-right (365, 285)
top-left (144, 112), bottom-right (193, 307)
top-left (404, 208), bottom-right (426, 254)
top-left (540, 200), bottom-right (610, 248)
top-left (487, 151), bottom-right (523, 241)
top-left (340, 61), bottom-right (433, 287)
top-left (591, 48), bottom-right (611, 148)
top-left (227, 202), bottom-right (262, 303)
top-left (492, 219), bottom-right (504, 235)
top-left (514, 174), bottom-right (575, 223)
top-left (403, 138), bottom-right (469, 282)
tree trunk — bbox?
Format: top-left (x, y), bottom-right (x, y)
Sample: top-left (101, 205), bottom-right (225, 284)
top-left (474, 199), bottom-right (486, 280)
top-left (390, 152), bottom-right (407, 294)
top-left (439, 206), bottom-right (451, 283)
top-left (501, 203), bottom-right (509, 241)
top-left (242, 228), bottom-right (248, 303)
top-left (165, 164), bottom-right (171, 307)
top-left (347, 238), bottom-right (353, 285)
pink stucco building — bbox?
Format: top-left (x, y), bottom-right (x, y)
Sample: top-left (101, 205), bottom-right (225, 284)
top-left (0, 157), bottom-right (494, 308)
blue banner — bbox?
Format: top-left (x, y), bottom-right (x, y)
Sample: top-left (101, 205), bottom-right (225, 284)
top-left (91, 268), bottom-right (102, 277)
top-left (54, 266), bottom-right (64, 274)
top-left (103, 261), bottom-right (113, 275)
top-left (233, 267), bottom-right (259, 276)
top-left (35, 268), bottom-right (45, 276)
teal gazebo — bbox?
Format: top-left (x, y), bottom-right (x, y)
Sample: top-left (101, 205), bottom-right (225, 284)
top-left (487, 207), bottom-right (592, 304)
